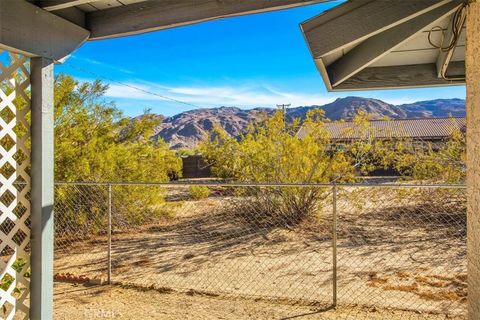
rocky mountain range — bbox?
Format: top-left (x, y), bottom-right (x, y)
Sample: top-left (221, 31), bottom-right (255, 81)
top-left (150, 96), bottom-right (465, 149)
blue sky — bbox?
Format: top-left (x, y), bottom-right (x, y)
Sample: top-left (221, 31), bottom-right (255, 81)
top-left (56, 1), bottom-right (466, 117)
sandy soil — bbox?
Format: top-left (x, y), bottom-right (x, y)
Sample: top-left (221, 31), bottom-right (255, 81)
top-left (53, 283), bottom-right (464, 320)
top-left (54, 187), bottom-right (467, 318)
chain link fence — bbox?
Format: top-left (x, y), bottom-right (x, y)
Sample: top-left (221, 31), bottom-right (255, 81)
top-left (53, 182), bottom-right (467, 318)
top-left (335, 185), bottom-right (466, 318)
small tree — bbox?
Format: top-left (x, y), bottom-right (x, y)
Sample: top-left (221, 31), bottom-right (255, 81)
top-left (189, 185), bottom-right (210, 200)
top-left (393, 126), bottom-right (465, 183)
top-left (53, 75), bottom-right (182, 231)
top-left (200, 110), bottom-right (355, 225)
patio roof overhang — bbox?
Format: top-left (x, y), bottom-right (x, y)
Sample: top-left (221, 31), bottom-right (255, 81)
top-left (2, 2), bottom-right (480, 320)
top-left (0, 0), bottom-right (329, 61)
top-left (300, 0), bottom-right (467, 91)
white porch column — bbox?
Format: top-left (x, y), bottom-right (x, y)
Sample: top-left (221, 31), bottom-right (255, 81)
top-left (466, 1), bottom-right (480, 319)
top-left (30, 57), bottom-right (54, 320)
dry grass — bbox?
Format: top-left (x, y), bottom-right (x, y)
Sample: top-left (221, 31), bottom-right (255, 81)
top-left (417, 289), bottom-right (463, 302)
top-left (367, 270), bottom-right (467, 303)
top-left (396, 271), bottom-right (411, 278)
top-left (415, 276), bottom-right (448, 288)
top-left (384, 283), bottom-right (419, 293)
top-left (367, 272), bottom-right (389, 287)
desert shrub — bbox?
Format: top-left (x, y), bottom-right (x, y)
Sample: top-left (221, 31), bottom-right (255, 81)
top-left (200, 110), bottom-right (356, 224)
top-left (189, 185), bottom-right (210, 200)
top-left (51, 75), bottom-right (181, 232)
top-left (393, 127), bottom-right (465, 183)
top-left (54, 184), bottom-right (108, 237)
top-left (201, 110), bottom-right (356, 184)
top-left (111, 185), bottom-right (168, 227)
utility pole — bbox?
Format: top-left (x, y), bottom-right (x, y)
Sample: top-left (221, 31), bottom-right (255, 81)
top-left (276, 103), bottom-right (291, 123)
top-left (276, 103), bottom-right (291, 114)
top-left (276, 103), bottom-right (291, 135)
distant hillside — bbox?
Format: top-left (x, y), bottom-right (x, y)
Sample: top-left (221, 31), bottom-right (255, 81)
top-left (152, 107), bottom-right (273, 149)
top-left (286, 96), bottom-right (408, 121)
top-left (398, 98), bottom-right (466, 118)
top-left (150, 97), bottom-right (465, 149)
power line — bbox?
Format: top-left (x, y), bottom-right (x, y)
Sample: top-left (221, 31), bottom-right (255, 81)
top-left (63, 61), bottom-right (204, 109)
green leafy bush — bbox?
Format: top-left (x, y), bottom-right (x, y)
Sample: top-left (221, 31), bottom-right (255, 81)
top-left (189, 185), bottom-right (210, 200)
top-left (393, 128), bottom-right (465, 183)
top-left (50, 75), bottom-right (181, 231)
top-left (200, 110), bottom-right (356, 224)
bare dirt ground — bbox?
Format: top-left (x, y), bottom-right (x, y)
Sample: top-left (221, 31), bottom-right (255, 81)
top-left (53, 283), bottom-right (464, 320)
top-left (54, 187), bottom-right (467, 319)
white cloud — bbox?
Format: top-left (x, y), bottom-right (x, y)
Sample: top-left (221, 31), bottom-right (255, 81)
top-left (69, 55), bottom-right (134, 75)
top-left (384, 98), bottom-right (420, 105)
top-left (103, 80), bottom-right (345, 109)
top-left (74, 77), bottom-right (450, 113)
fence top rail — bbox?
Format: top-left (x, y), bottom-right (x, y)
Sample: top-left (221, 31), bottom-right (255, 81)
top-left (52, 181), bottom-right (467, 188)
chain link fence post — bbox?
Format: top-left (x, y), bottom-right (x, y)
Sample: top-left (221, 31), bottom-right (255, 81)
top-left (332, 183), bottom-right (338, 309)
top-left (107, 183), bottom-right (112, 284)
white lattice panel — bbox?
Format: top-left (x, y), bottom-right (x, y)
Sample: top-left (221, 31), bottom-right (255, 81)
top-left (0, 50), bottom-right (31, 319)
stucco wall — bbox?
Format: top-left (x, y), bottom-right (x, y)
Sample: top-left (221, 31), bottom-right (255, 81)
top-left (466, 2), bottom-right (480, 319)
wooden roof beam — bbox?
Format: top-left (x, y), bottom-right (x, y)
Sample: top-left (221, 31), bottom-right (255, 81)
top-left (301, 0), bottom-right (455, 59)
top-left (38, 0), bottom-right (96, 12)
top-left (0, 0), bottom-right (90, 61)
top-left (332, 61), bottom-right (465, 91)
top-left (327, 1), bottom-right (461, 87)
top-left (87, 0), bottom-right (328, 40)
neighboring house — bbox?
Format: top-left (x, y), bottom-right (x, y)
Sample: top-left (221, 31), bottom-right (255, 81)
top-left (297, 117), bottom-right (466, 177)
top-left (297, 117), bottom-right (466, 143)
